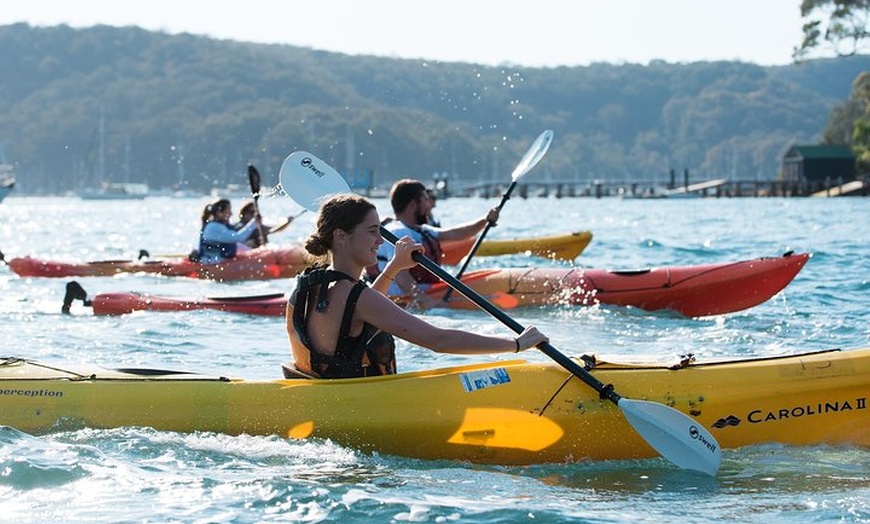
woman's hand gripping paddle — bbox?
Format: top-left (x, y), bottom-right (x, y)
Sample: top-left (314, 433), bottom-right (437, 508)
top-left (278, 150), bottom-right (722, 477)
top-left (443, 130), bottom-right (553, 302)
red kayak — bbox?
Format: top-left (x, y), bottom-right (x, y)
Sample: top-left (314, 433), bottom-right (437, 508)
top-left (7, 246), bottom-right (309, 282)
top-left (65, 252), bottom-right (809, 318)
top-left (62, 281), bottom-right (287, 316)
top-left (408, 251), bottom-right (810, 317)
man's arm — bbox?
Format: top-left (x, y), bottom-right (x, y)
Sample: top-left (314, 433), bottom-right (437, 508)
top-left (437, 207), bottom-right (500, 242)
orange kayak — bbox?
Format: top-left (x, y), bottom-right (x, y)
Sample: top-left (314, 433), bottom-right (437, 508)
top-left (415, 252), bottom-right (810, 317)
top-left (7, 246), bottom-right (309, 282)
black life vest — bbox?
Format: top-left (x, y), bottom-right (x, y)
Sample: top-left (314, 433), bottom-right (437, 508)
top-left (289, 268), bottom-right (396, 379)
top-left (408, 228), bottom-right (442, 284)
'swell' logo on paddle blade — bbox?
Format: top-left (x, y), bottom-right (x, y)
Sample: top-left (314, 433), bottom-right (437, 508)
top-left (301, 157), bottom-right (326, 178)
top-left (689, 425), bottom-right (718, 454)
top-left (279, 150), bottom-right (352, 212)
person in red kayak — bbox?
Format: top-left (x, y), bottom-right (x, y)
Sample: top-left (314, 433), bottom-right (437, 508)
top-left (286, 193), bottom-right (547, 379)
top-left (194, 198), bottom-right (261, 264)
top-left (238, 201), bottom-right (295, 249)
top-left (364, 179), bottom-right (499, 309)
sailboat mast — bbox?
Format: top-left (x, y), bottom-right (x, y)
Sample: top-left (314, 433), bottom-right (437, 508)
top-left (98, 106), bottom-right (106, 183)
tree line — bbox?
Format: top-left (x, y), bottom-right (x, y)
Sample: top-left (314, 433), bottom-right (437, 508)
top-left (0, 23), bottom-right (868, 195)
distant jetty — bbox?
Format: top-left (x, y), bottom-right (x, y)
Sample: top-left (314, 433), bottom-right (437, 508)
top-left (426, 177), bottom-right (868, 199)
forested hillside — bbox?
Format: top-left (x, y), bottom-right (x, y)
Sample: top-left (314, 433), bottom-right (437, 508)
top-left (1, 23), bottom-right (868, 194)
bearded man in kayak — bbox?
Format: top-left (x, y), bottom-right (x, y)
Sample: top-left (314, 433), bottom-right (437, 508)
top-left (364, 179), bottom-right (499, 309)
top-left (286, 193), bottom-right (546, 379)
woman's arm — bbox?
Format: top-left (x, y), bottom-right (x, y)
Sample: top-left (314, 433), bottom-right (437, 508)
top-left (371, 236), bottom-right (418, 292)
top-left (356, 286), bottom-right (546, 355)
top-left (366, 235), bottom-right (548, 354)
top-left (266, 216), bottom-right (294, 236)
top-left (436, 207), bottom-right (500, 242)
top-left (370, 236), bottom-right (441, 309)
top-left (203, 220), bottom-right (258, 243)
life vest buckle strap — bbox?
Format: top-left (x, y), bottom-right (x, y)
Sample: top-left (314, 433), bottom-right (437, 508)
top-left (296, 269), bottom-right (348, 312)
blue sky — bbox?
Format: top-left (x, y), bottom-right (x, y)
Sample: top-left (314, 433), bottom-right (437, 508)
top-left (2, 0), bottom-right (807, 67)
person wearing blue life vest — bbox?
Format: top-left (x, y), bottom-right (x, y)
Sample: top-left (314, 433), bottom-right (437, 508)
top-left (195, 198), bottom-right (261, 264)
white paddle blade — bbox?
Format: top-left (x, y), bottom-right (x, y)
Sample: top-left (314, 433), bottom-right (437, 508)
top-left (278, 151), bottom-right (351, 212)
top-left (510, 129), bottom-right (554, 181)
top-left (619, 399), bottom-right (722, 476)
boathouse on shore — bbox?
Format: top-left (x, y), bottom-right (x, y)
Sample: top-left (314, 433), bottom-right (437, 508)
top-left (781, 145), bottom-right (856, 184)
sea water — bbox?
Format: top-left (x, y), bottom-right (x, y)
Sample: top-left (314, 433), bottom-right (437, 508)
top-left (0, 195), bottom-right (867, 523)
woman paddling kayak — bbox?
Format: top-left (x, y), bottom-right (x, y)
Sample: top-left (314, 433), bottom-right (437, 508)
top-left (286, 193), bottom-right (548, 379)
top-left (238, 200), bottom-right (296, 248)
top-left (194, 198), bottom-right (261, 264)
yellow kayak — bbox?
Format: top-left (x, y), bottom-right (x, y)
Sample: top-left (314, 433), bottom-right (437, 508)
top-left (0, 348), bottom-right (866, 465)
top-left (439, 230), bottom-right (592, 265)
